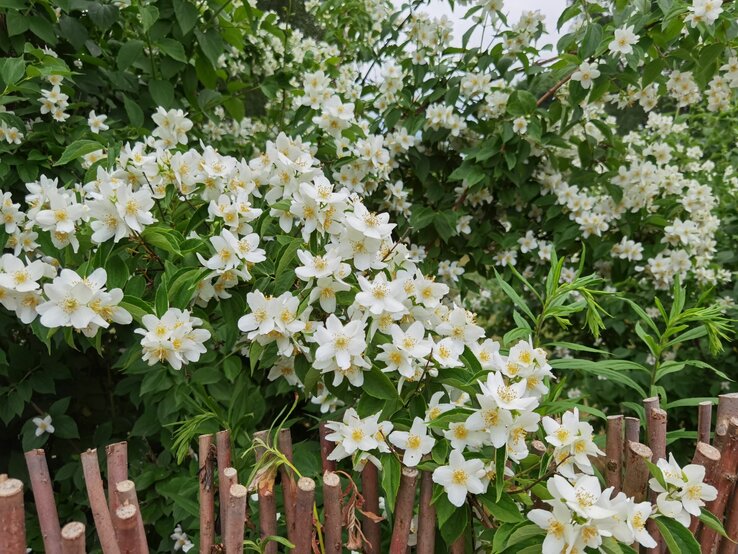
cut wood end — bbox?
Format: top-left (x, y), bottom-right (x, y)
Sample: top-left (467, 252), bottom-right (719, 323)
top-left (0, 477), bottom-right (23, 496)
top-left (728, 417), bottom-right (738, 436)
top-left (700, 400), bottom-right (714, 406)
top-left (230, 483), bottom-right (248, 498)
top-left (116, 503), bottom-right (137, 520)
top-left (323, 471), bottom-right (340, 487)
top-left (644, 397), bottom-right (660, 406)
top-left (216, 430), bottom-right (231, 439)
top-left (61, 522), bottom-right (85, 540)
top-left (651, 408), bottom-right (667, 420)
top-left (297, 477), bottom-right (316, 492)
top-left (607, 414), bottom-right (624, 421)
top-left (223, 467), bottom-right (238, 478)
top-left (198, 433), bottom-right (214, 440)
top-left (24, 448), bottom-right (45, 457)
top-left (719, 392), bottom-right (738, 400)
top-left (531, 440), bottom-right (546, 454)
top-left (695, 442), bottom-right (721, 461)
top-left (401, 467), bottom-right (419, 478)
top-left (628, 441), bottom-right (653, 459)
top-left (116, 479), bottom-right (136, 493)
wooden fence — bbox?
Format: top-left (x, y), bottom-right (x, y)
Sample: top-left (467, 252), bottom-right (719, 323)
top-left (3, 392), bottom-right (738, 553)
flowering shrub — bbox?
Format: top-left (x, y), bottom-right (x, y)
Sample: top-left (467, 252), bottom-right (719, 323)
top-left (1, 0), bottom-right (737, 550)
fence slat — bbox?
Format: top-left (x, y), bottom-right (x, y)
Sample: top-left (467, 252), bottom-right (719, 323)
top-left (0, 476), bottom-right (27, 554)
top-left (389, 467), bottom-right (418, 554)
top-left (361, 462), bottom-right (381, 553)
top-left (60, 522), bottom-right (86, 554)
top-left (24, 449), bottom-right (63, 554)
top-left (198, 434), bottom-right (215, 554)
top-left (322, 471), bottom-right (342, 554)
top-left (81, 449), bottom-right (121, 554)
top-left (225, 484), bottom-right (248, 554)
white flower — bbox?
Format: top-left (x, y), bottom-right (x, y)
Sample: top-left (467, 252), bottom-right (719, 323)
top-left (528, 503), bottom-right (577, 554)
top-left (512, 117), bottom-right (528, 135)
top-left (324, 408), bottom-right (381, 460)
top-left (571, 62), bottom-right (601, 90)
top-left (314, 314), bottom-right (367, 370)
top-left (170, 525), bottom-right (194, 552)
top-left (480, 371), bottom-right (538, 412)
top-left (432, 449), bottom-right (486, 507)
top-left (465, 394), bottom-right (513, 448)
top-left (388, 417), bottom-right (435, 466)
top-left (0, 255), bottom-right (48, 293)
top-left (550, 474), bottom-right (615, 520)
top-left (87, 110), bottom-right (109, 134)
top-left (135, 308), bottom-right (211, 370)
top-left (32, 415), bottom-right (54, 437)
top-left (628, 501), bottom-right (657, 549)
top-left (355, 274), bottom-right (405, 315)
top-left (37, 269), bottom-right (108, 329)
top-left (608, 26), bottom-right (638, 57)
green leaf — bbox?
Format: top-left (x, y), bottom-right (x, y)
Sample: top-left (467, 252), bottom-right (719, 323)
top-left (380, 454), bottom-right (401, 513)
top-left (29, 17), bottom-right (57, 45)
top-left (699, 510), bottom-right (729, 539)
top-left (507, 90), bottom-right (537, 116)
top-left (494, 269), bottom-right (536, 324)
top-left (173, 0), bottom-right (200, 34)
top-left (54, 140), bottom-right (104, 166)
top-left (654, 516), bottom-right (700, 554)
top-left (158, 38), bottom-right (188, 63)
top-left (123, 94), bottom-right (144, 128)
top-left (580, 23), bottom-right (603, 58)
top-left (150, 79), bottom-right (175, 108)
top-left (194, 28), bottom-right (225, 68)
top-left (478, 492), bottom-right (524, 523)
top-left (140, 5), bottom-right (159, 32)
top-left (117, 40), bottom-right (145, 70)
top-left (0, 57), bottom-right (25, 87)
top-left (363, 367), bottom-right (399, 400)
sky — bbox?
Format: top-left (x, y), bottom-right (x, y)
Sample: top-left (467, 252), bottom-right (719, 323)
top-left (419, 0), bottom-right (568, 48)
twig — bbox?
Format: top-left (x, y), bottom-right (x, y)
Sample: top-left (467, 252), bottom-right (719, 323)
top-left (0, 476), bottom-right (26, 554)
top-left (361, 462), bottom-right (381, 553)
top-left (81, 449), bottom-right (121, 554)
top-left (294, 477), bottom-right (316, 554)
top-left (60, 522), bottom-right (86, 554)
top-left (115, 481), bottom-right (148, 554)
top-left (389, 467), bottom-right (418, 553)
top-left (605, 415), bottom-right (623, 492)
top-left (198, 434), bottom-right (216, 554)
top-left (106, 441), bottom-right (128, 515)
top-left (323, 471), bottom-right (343, 554)
top-left (225, 484), bottom-right (248, 554)
top-left (416, 470), bottom-right (436, 554)
top-left (24, 449), bottom-right (62, 554)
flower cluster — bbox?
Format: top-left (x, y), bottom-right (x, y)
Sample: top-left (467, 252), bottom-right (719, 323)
top-left (135, 308), bottom-right (211, 370)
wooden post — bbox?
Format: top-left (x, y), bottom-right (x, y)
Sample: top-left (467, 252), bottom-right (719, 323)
top-left (278, 428), bottom-right (297, 544)
top-left (24, 449), bottom-right (63, 554)
top-left (389, 467), bottom-right (418, 554)
top-left (714, 393), bottom-right (738, 450)
top-left (646, 408), bottom-right (667, 463)
top-left (216, 430), bottom-right (232, 534)
top-left (115, 481), bottom-right (148, 554)
top-left (622, 442), bottom-right (653, 502)
top-left (198, 434), bottom-right (215, 554)
top-left (624, 417), bottom-right (640, 447)
top-left (319, 422), bottom-right (337, 472)
top-left (224, 484), bottom-right (248, 554)
top-left (254, 430), bottom-right (277, 554)
top-left (689, 443), bottom-right (722, 535)
top-left (646, 408), bottom-right (667, 554)
top-left (60, 522), bottom-right (86, 554)
top-left (81, 449), bottom-right (121, 554)
top-left (322, 471), bottom-right (342, 554)
top-left (115, 504), bottom-right (140, 554)
top-left (106, 442), bottom-right (128, 515)
top-left (361, 462), bottom-right (381, 554)
top-left (294, 477), bottom-right (316, 554)
top-left (605, 415), bottom-right (624, 491)
top-left (699, 417), bottom-right (738, 552)
top-left (0, 476), bottom-right (26, 554)
top-left (698, 401), bottom-right (713, 445)
top-left (416, 471), bottom-right (436, 554)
